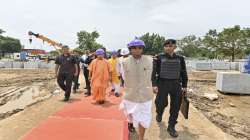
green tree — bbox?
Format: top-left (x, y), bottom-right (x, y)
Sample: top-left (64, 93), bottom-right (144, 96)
top-left (203, 25), bottom-right (250, 61)
top-left (76, 30), bottom-right (103, 51)
top-left (244, 47), bottom-right (250, 56)
top-left (140, 33), bottom-right (165, 55)
top-left (73, 47), bottom-right (84, 55)
top-left (0, 29), bottom-right (5, 34)
top-left (178, 35), bottom-right (200, 57)
top-left (177, 35), bottom-right (215, 58)
top-left (49, 50), bottom-right (60, 56)
top-left (0, 36), bottom-right (22, 54)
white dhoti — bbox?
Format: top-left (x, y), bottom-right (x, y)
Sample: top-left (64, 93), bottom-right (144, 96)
top-left (120, 100), bottom-right (152, 128)
top-left (112, 83), bottom-right (121, 93)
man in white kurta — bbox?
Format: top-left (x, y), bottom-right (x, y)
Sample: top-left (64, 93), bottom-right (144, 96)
top-left (118, 48), bottom-right (130, 87)
top-left (120, 38), bottom-right (153, 140)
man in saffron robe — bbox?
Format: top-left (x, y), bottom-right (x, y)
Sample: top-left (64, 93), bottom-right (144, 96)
top-left (88, 49), bottom-right (112, 104)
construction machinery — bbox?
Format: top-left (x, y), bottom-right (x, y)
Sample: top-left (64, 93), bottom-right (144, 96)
top-left (28, 31), bottom-right (64, 61)
top-left (28, 31), bottom-right (63, 50)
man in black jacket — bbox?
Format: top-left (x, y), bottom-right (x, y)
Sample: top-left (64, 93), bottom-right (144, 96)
top-left (151, 39), bottom-right (188, 138)
top-left (81, 50), bottom-right (95, 96)
top-left (55, 45), bottom-right (78, 101)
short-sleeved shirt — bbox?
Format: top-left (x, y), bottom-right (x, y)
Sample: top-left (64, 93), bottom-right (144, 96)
top-left (55, 54), bottom-right (76, 74)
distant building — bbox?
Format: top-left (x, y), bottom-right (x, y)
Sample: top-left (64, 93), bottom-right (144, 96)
top-left (22, 49), bottom-right (47, 55)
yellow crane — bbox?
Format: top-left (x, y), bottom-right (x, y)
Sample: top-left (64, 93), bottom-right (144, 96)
top-left (28, 31), bottom-right (66, 61)
top-left (28, 31), bottom-right (63, 50)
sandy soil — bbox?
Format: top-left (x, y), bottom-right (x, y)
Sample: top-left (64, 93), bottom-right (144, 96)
top-left (0, 69), bottom-right (57, 120)
top-left (188, 71), bottom-right (250, 140)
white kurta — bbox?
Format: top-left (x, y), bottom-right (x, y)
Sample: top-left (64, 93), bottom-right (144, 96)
top-left (118, 57), bottom-right (125, 80)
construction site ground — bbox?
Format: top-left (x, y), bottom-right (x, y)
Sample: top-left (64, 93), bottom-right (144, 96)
top-left (0, 69), bottom-right (249, 140)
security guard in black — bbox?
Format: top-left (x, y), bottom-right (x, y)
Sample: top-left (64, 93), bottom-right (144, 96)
top-left (151, 39), bottom-right (188, 137)
top-left (55, 45), bottom-right (78, 101)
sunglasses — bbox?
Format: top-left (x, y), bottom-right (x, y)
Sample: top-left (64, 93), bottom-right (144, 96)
top-left (130, 46), bottom-right (143, 50)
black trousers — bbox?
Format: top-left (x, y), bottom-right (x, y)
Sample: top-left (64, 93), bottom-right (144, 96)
top-left (120, 77), bottom-right (124, 87)
top-left (73, 67), bottom-right (80, 90)
top-left (73, 74), bottom-right (80, 90)
top-left (83, 67), bottom-right (91, 94)
top-left (155, 80), bottom-right (182, 127)
top-left (57, 72), bottom-right (74, 98)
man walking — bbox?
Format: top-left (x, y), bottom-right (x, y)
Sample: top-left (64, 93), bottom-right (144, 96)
top-left (109, 50), bottom-right (122, 97)
top-left (120, 38), bottom-right (153, 140)
top-left (55, 45), bottom-right (78, 101)
top-left (72, 50), bottom-right (81, 93)
top-left (152, 39), bottom-right (188, 137)
top-left (119, 48), bottom-right (130, 87)
top-left (81, 50), bottom-right (95, 96)
top-left (88, 49), bottom-right (112, 104)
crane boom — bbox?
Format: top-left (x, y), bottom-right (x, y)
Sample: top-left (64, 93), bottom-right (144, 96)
top-left (28, 31), bottom-right (63, 50)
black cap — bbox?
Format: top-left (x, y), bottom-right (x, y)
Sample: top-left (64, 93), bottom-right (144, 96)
top-left (164, 39), bottom-right (176, 46)
top-left (62, 45), bottom-right (69, 49)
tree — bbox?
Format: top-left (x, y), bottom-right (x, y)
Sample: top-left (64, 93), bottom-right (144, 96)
top-left (76, 30), bottom-right (103, 51)
top-left (0, 28), bottom-right (22, 59)
top-left (140, 33), bottom-right (166, 55)
top-left (0, 36), bottom-right (22, 55)
top-left (0, 29), bottom-right (5, 34)
top-left (73, 47), bottom-right (84, 55)
top-left (177, 35), bottom-right (215, 58)
top-left (243, 28), bottom-right (250, 56)
top-left (49, 50), bottom-right (60, 56)
top-left (244, 47), bottom-right (250, 55)
top-left (203, 25), bottom-right (250, 61)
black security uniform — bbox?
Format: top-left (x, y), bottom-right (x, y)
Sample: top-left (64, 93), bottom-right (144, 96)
top-left (55, 54), bottom-right (76, 99)
top-left (152, 52), bottom-right (188, 127)
top-left (81, 55), bottom-right (94, 96)
top-left (73, 55), bottom-right (81, 92)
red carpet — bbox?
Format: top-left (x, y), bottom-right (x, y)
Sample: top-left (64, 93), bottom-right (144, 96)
top-left (21, 95), bottom-right (128, 140)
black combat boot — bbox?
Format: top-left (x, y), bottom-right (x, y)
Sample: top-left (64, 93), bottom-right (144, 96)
top-left (63, 96), bottom-right (70, 102)
top-left (156, 114), bottom-right (162, 123)
top-left (167, 125), bottom-right (178, 138)
top-left (128, 123), bottom-right (135, 133)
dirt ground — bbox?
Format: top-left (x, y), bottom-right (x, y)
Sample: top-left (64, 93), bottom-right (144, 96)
top-left (188, 71), bottom-right (250, 140)
top-left (0, 69), bottom-right (83, 140)
top-left (0, 69), bottom-right (249, 140)
top-left (0, 69), bottom-right (57, 120)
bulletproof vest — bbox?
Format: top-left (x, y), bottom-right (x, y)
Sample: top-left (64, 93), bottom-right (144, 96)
top-left (159, 57), bottom-right (181, 79)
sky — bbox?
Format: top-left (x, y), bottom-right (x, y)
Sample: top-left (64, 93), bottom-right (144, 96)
top-left (0, 0), bottom-right (250, 51)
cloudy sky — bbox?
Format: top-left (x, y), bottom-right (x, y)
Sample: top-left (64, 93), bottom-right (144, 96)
top-left (0, 0), bottom-right (250, 51)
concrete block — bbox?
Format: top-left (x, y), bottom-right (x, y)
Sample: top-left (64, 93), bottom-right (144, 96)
top-left (39, 62), bottom-right (49, 69)
top-left (239, 61), bottom-right (247, 73)
top-left (24, 62), bottom-right (39, 69)
top-left (186, 65), bottom-right (193, 73)
top-left (0, 62), bottom-right (4, 68)
top-left (12, 62), bottom-right (24, 68)
top-left (216, 72), bottom-right (250, 94)
top-left (212, 62), bottom-right (230, 70)
top-left (4, 61), bottom-right (13, 68)
top-left (192, 62), bottom-right (212, 71)
top-left (38, 62), bottom-right (55, 69)
top-left (48, 62), bottom-right (55, 69)
top-left (229, 62), bottom-right (239, 70)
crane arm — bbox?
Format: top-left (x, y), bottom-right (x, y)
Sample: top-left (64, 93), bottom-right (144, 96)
top-left (28, 31), bottom-right (63, 50)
